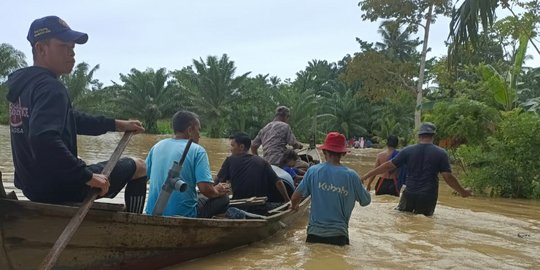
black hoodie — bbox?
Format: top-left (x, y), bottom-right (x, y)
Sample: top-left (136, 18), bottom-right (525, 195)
top-left (6, 66), bottom-right (115, 203)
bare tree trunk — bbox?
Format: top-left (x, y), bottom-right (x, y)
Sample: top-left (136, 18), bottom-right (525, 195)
top-left (415, 5), bottom-right (433, 130)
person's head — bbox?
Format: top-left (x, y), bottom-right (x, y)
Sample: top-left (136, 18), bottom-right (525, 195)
top-left (28, 16), bottom-right (88, 76)
top-left (418, 122), bottom-right (436, 140)
top-left (280, 149), bottom-right (299, 167)
top-left (172, 111), bottom-right (201, 143)
top-left (387, 135), bottom-right (398, 148)
top-left (228, 132), bottom-right (251, 155)
top-left (274, 106), bottom-right (290, 122)
top-left (319, 132), bottom-right (348, 159)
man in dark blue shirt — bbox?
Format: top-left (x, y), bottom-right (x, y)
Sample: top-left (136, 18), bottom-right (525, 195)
top-left (362, 123), bottom-right (471, 216)
top-left (6, 16), bottom-right (147, 213)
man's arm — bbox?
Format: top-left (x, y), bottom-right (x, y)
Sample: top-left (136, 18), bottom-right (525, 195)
top-left (365, 155), bottom-right (382, 190)
top-left (362, 160), bottom-right (396, 182)
top-left (114, 119), bottom-right (145, 134)
top-left (292, 142), bottom-right (303, 150)
top-left (441, 172), bottom-right (472, 197)
top-left (275, 180), bottom-right (291, 202)
top-left (250, 144), bottom-right (260, 156)
top-left (198, 182), bottom-right (230, 198)
top-left (290, 191), bottom-right (303, 210)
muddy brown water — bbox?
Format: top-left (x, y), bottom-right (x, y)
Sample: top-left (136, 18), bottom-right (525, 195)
top-left (0, 125), bottom-right (538, 269)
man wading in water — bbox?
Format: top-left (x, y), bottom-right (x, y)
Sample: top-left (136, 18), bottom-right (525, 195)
top-left (362, 122), bottom-right (471, 216)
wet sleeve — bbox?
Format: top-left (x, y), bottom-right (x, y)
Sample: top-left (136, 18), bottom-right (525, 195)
top-left (216, 157), bottom-right (231, 182)
top-left (285, 124), bottom-right (298, 145)
top-left (252, 131), bottom-right (262, 147)
top-left (74, 110), bottom-right (116, 135)
top-left (391, 147), bottom-right (409, 168)
top-left (439, 151), bottom-right (452, 173)
top-left (29, 85), bottom-right (92, 186)
top-left (296, 169), bottom-right (312, 197)
top-left (194, 146), bottom-right (213, 184)
top-left (352, 172), bottom-right (371, 206)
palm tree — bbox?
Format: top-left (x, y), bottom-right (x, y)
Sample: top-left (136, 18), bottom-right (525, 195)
top-left (319, 81), bottom-right (370, 139)
top-left (60, 62), bottom-right (102, 109)
top-left (294, 60), bottom-right (339, 94)
top-left (176, 54), bottom-right (250, 138)
top-left (448, 0), bottom-right (539, 62)
top-left (116, 68), bottom-right (180, 133)
top-left (0, 43), bottom-right (27, 124)
top-left (0, 43), bottom-right (27, 82)
top-left (375, 20), bottom-right (421, 62)
top-left (228, 74), bottom-right (277, 137)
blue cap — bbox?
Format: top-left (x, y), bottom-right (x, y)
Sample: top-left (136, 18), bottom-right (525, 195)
top-left (27, 16), bottom-right (88, 46)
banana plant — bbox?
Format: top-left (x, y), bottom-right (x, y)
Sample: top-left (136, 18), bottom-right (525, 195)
top-left (479, 16), bottom-right (532, 111)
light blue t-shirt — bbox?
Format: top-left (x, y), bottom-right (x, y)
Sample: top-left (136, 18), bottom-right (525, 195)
top-left (296, 162), bottom-right (371, 238)
top-left (144, 138), bottom-right (213, 217)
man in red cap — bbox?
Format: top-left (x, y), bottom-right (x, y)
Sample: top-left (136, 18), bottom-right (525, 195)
top-left (291, 132), bottom-right (371, 246)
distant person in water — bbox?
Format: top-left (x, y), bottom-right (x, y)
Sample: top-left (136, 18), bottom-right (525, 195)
top-left (291, 132), bottom-right (371, 246)
top-left (251, 106), bottom-right (303, 165)
top-left (366, 135), bottom-right (400, 197)
top-left (362, 123), bottom-right (472, 216)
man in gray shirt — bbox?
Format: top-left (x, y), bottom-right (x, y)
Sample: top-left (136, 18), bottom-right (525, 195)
top-left (251, 106), bottom-right (303, 165)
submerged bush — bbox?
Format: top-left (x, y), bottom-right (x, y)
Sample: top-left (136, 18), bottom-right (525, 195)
top-left (457, 109), bottom-right (540, 198)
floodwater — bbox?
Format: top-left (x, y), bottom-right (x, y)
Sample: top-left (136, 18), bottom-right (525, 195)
top-left (0, 125), bottom-right (539, 269)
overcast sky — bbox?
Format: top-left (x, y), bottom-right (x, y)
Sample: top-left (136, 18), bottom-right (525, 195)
top-left (2, 0), bottom-right (539, 86)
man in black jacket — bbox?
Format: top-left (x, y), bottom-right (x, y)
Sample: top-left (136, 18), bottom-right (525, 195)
top-left (6, 16), bottom-right (147, 213)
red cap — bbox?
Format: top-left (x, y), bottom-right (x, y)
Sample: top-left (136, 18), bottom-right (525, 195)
top-left (319, 132), bottom-right (348, 153)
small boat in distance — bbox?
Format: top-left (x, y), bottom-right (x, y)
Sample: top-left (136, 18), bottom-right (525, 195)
top-left (0, 148), bottom-right (320, 270)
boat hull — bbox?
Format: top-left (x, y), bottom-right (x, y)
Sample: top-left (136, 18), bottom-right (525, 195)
top-left (0, 198), bottom-right (309, 270)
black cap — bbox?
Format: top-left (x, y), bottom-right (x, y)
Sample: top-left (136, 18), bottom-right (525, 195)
top-left (418, 122), bottom-right (436, 135)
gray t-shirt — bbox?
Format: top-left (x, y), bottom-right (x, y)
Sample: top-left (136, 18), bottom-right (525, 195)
top-left (252, 120), bottom-right (299, 165)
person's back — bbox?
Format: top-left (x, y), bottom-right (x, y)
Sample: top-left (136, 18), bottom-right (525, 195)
top-left (145, 138), bottom-right (210, 216)
top-left (254, 120), bottom-right (296, 165)
top-left (218, 132), bottom-right (290, 215)
top-left (251, 106), bottom-right (302, 165)
top-left (145, 111), bottom-right (229, 218)
top-left (302, 162), bottom-right (369, 238)
top-left (362, 123), bottom-right (471, 216)
top-left (291, 132), bottom-right (370, 246)
top-left (394, 143), bottom-right (449, 195)
top-left (219, 153), bottom-right (283, 202)
top-left (366, 135), bottom-right (400, 196)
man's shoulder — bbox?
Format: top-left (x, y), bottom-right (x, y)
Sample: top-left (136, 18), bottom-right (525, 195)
top-left (272, 121), bottom-right (290, 129)
top-left (247, 154), bottom-right (269, 166)
top-left (429, 144), bottom-right (449, 155)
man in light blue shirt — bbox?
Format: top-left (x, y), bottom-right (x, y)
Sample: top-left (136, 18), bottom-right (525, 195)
top-left (145, 111), bottom-right (230, 217)
top-left (291, 132), bottom-right (370, 246)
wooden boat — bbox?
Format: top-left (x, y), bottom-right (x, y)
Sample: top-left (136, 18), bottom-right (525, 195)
top-left (0, 148), bottom-right (321, 270)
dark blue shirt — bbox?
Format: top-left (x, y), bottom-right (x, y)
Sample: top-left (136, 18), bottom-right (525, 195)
top-left (391, 143), bottom-right (451, 194)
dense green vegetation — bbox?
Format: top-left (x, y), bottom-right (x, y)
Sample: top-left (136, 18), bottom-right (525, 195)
top-left (1, 0), bottom-right (539, 198)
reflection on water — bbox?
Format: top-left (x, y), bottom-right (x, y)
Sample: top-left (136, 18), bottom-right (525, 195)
top-left (0, 125), bottom-right (539, 269)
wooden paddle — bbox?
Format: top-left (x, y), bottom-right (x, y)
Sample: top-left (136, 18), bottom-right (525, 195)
top-left (38, 131), bottom-right (134, 270)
